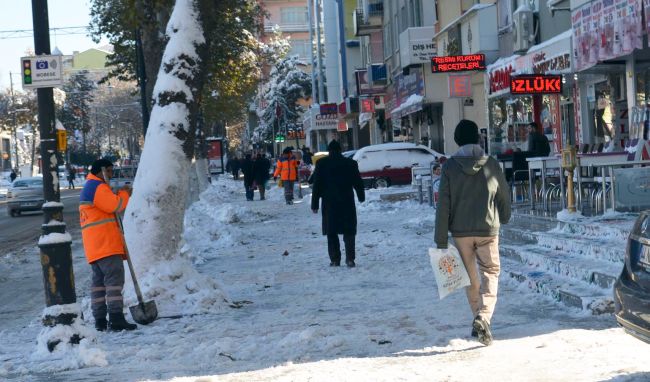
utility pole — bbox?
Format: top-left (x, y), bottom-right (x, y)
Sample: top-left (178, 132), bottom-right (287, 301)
top-left (9, 72), bottom-right (20, 172)
top-left (31, 0), bottom-right (82, 352)
top-left (314, 0), bottom-right (325, 103)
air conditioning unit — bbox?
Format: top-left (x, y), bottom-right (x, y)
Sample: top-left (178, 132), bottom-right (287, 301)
top-left (513, 2), bottom-right (534, 53)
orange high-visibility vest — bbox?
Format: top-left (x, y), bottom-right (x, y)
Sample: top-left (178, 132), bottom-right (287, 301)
top-left (79, 173), bottom-right (130, 263)
top-left (274, 156), bottom-right (299, 181)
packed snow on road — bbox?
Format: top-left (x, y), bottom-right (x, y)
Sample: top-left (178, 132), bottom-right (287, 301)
top-left (0, 177), bottom-right (648, 381)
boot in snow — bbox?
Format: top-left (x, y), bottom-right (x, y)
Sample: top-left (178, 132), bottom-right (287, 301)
top-left (94, 317), bottom-right (108, 332)
top-left (109, 313), bottom-right (137, 331)
top-left (472, 316), bottom-right (492, 346)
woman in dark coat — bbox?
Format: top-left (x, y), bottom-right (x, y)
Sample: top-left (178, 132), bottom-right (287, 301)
top-left (253, 153), bottom-right (271, 200)
top-left (310, 140), bottom-right (365, 267)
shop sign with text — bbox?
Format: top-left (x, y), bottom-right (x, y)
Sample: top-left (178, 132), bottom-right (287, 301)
top-left (431, 54), bottom-right (485, 73)
top-left (510, 75), bottom-right (562, 94)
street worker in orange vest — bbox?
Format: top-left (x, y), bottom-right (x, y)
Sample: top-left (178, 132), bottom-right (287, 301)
top-left (79, 158), bottom-right (137, 332)
top-left (274, 147), bottom-right (300, 205)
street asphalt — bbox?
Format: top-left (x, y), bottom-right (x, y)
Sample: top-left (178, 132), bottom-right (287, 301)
top-left (0, 188), bottom-right (81, 255)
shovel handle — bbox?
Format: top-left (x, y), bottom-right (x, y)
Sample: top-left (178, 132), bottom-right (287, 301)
top-left (101, 167), bottom-right (146, 305)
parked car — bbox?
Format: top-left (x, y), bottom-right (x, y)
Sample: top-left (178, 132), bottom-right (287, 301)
top-left (614, 211), bottom-right (650, 344)
top-left (351, 143), bottom-right (443, 188)
top-left (6, 177), bottom-right (45, 217)
top-left (108, 166), bottom-right (137, 191)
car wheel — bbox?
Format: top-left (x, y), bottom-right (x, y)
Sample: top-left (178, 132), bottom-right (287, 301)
top-left (374, 177), bottom-right (390, 189)
top-left (9, 209), bottom-right (17, 217)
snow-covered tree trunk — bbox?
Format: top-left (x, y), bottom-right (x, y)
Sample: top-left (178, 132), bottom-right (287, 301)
top-left (122, 0), bottom-right (228, 314)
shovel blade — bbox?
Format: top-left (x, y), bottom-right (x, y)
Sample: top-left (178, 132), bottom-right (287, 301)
top-left (129, 300), bottom-right (158, 325)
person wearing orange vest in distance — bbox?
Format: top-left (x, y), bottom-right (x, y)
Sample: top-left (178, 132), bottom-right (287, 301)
top-left (79, 159), bottom-right (137, 332)
top-left (273, 147), bottom-right (299, 204)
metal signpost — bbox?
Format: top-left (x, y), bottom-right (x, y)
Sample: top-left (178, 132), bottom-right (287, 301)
top-left (31, 0), bottom-right (80, 352)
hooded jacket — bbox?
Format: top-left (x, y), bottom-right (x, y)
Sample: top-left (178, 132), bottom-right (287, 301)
top-left (434, 145), bottom-right (511, 248)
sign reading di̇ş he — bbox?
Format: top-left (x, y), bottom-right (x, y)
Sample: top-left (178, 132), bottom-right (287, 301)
top-left (21, 55), bottom-right (63, 89)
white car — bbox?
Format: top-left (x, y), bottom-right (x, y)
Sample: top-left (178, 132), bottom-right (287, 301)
top-left (352, 143), bottom-right (444, 188)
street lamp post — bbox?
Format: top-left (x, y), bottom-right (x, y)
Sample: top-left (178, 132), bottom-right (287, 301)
top-left (32, 0), bottom-right (82, 352)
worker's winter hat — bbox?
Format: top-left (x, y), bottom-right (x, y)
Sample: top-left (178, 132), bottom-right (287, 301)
top-left (454, 119), bottom-right (480, 146)
top-left (90, 158), bottom-right (114, 175)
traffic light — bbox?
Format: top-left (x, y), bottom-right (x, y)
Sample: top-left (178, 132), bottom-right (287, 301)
top-left (22, 59), bottom-right (32, 85)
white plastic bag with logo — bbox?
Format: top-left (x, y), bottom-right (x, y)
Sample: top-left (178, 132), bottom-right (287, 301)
top-left (429, 246), bottom-right (471, 299)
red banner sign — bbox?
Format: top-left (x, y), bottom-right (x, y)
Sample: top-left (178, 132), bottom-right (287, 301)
top-left (431, 54), bottom-right (485, 73)
top-left (510, 75), bottom-right (562, 94)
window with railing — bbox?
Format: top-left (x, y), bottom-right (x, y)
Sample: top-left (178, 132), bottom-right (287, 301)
top-left (281, 7), bottom-right (308, 25)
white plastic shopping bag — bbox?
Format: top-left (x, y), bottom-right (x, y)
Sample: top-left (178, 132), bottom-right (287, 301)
top-left (428, 246), bottom-right (471, 299)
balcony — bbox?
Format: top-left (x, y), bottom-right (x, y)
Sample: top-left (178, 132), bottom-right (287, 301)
top-left (353, 0), bottom-right (383, 36)
top-left (264, 22), bottom-right (310, 33)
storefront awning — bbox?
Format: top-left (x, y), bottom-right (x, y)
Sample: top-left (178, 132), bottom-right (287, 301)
top-left (390, 94), bottom-right (424, 119)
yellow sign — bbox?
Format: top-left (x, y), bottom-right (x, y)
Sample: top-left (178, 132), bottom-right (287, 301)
top-left (56, 130), bottom-right (67, 152)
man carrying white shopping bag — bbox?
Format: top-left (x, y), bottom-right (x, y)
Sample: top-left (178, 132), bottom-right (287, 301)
top-left (434, 119), bottom-right (511, 346)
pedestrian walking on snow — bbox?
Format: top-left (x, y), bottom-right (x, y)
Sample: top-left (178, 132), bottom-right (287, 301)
top-left (9, 169), bottom-right (17, 183)
top-left (435, 119), bottom-right (511, 346)
top-left (67, 165), bottom-right (76, 189)
top-left (253, 153), bottom-right (271, 200)
top-left (311, 140), bottom-right (365, 267)
top-left (241, 153), bottom-right (255, 201)
top-left (274, 147), bottom-right (299, 204)
top-left (230, 156), bottom-right (241, 180)
top-left (79, 159), bottom-right (138, 332)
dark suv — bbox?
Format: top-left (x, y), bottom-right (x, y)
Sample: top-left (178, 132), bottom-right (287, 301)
top-left (614, 211), bottom-right (650, 344)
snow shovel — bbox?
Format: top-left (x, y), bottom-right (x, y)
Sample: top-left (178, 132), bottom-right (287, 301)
top-left (102, 167), bottom-right (158, 325)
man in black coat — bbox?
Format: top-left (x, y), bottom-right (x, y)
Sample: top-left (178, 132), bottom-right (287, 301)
top-left (526, 122), bottom-right (551, 157)
top-left (311, 140), bottom-right (365, 267)
top-left (241, 154), bottom-right (255, 201)
top-left (253, 153), bottom-right (271, 200)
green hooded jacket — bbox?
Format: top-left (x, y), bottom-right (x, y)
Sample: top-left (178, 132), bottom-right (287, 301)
top-left (434, 146), bottom-right (511, 248)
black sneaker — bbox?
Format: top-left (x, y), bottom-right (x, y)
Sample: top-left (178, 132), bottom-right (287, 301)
top-left (472, 316), bottom-right (493, 346)
top-left (109, 313), bottom-right (137, 331)
top-left (94, 317), bottom-right (108, 332)
top-left (346, 260), bottom-right (356, 268)
top-left (470, 328), bottom-right (478, 338)
top-left (329, 262), bottom-right (340, 267)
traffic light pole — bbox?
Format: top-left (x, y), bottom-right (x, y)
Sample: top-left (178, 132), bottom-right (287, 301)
top-left (32, 0), bottom-right (82, 352)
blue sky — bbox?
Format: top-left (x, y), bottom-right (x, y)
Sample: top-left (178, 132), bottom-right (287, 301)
top-left (0, 0), bottom-right (107, 90)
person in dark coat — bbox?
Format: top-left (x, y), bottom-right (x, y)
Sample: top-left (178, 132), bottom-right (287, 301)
top-left (311, 140), bottom-right (365, 267)
top-left (230, 156), bottom-right (241, 180)
top-left (253, 153), bottom-right (271, 200)
top-left (526, 122), bottom-right (551, 157)
top-left (9, 169), bottom-right (17, 182)
top-left (241, 154), bottom-right (255, 201)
